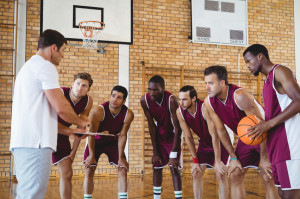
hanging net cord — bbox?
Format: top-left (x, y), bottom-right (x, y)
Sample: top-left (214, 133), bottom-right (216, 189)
top-left (79, 21), bottom-right (105, 49)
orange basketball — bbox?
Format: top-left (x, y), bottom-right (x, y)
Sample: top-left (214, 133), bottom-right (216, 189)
top-left (237, 115), bottom-right (267, 145)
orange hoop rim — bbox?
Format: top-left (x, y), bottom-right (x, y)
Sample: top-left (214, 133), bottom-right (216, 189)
top-left (78, 21), bottom-right (105, 29)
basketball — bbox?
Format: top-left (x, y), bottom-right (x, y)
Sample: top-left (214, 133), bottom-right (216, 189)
top-left (237, 115), bottom-right (267, 145)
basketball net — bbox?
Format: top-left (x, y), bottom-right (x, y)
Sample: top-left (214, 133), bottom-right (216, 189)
top-left (79, 21), bottom-right (105, 49)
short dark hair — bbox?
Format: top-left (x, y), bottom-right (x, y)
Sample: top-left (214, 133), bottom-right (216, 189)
top-left (179, 85), bottom-right (197, 100)
top-left (74, 73), bottom-right (93, 88)
top-left (204, 65), bottom-right (228, 85)
top-left (111, 85), bottom-right (128, 101)
top-left (37, 29), bottom-right (67, 50)
top-left (149, 75), bottom-right (165, 88)
top-left (243, 44), bottom-right (270, 60)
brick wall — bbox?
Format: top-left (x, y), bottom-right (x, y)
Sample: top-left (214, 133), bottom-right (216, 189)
top-left (0, 0), bottom-right (295, 178)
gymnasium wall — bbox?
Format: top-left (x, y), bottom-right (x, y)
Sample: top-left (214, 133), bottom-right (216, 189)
top-left (0, 0), bottom-right (295, 178)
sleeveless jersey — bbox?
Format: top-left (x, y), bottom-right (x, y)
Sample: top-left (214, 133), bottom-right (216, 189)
top-left (145, 91), bottom-right (175, 142)
top-left (263, 64), bottom-right (300, 164)
top-left (179, 99), bottom-right (213, 150)
top-left (58, 87), bottom-right (89, 127)
top-left (95, 101), bottom-right (128, 145)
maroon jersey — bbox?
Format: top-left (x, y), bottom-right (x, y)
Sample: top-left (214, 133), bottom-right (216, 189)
top-left (209, 84), bottom-right (247, 135)
top-left (58, 87), bottom-right (89, 127)
top-left (145, 91), bottom-right (175, 142)
top-left (95, 101), bottom-right (128, 145)
top-left (179, 99), bottom-right (213, 150)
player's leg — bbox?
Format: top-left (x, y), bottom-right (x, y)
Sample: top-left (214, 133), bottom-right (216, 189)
top-left (215, 168), bottom-right (229, 199)
top-left (229, 167), bottom-right (247, 199)
top-left (170, 166), bottom-right (182, 199)
top-left (118, 167), bottom-right (128, 199)
top-left (278, 188), bottom-right (300, 199)
top-left (83, 144), bottom-right (100, 199)
top-left (83, 164), bottom-right (97, 198)
top-left (153, 168), bottom-right (163, 199)
top-left (192, 164), bottom-right (207, 199)
top-left (259, 169), bottom-right (280, 199)
top-left (57, 158), bottom-right (73, 199)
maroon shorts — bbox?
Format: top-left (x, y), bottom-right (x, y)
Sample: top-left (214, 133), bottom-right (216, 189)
top-left (52, 134), bottom-right (71, 165)
top-left (235, 139), bottom-right (260, 168)
top-left (153, 140), bottom-right (181, 169)
top-left (84, 142), bottom-right (119, 166)
top-left (197, 142), bottom-right (229, 168)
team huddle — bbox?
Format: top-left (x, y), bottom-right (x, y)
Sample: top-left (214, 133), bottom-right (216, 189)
top-left (10, 30), bottom-right (300, 199)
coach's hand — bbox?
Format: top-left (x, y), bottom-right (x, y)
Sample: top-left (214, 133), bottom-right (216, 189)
top-left (152, 154), bottom-right (163, 165)
top-left (228, 159), bottom-right (244, 177)
top-left (259, 157), bottom-right (273, 179)
top-left (191, 163), bottom-right (202, 174)
top-left (84, 155), bottom-right (97, 169)
top-left (168, 158), bottom-right (180, 171)
top-left (214, 160), bottom-right (227, 175)
top-left (118, 157), bottom-right (129, 171)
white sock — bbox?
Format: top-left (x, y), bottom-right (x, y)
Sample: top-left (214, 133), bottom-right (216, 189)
top-left (118, 192), bottom-right (128, 199)
top-left (174, 190), bottom-right (182, 199)
top-left (84, 194), bottom-right (92, 199)
top-left (153, 186), bottom-right (161, 199)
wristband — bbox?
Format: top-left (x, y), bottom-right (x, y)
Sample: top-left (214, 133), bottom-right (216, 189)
top-left (169, 151), bottom-right (177, 158)
top-left (230, 157), bottom-right (238, 160)
top-left (192, 157), bottom-right (199, 163)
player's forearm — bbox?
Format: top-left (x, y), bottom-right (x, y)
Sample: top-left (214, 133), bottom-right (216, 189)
top-left (185, 135), bottom-right (197, 158)
top-left (211, 137), bottom-right (221, 162)
top-left (88, 136), bottom-right (96, 157)
top-left (118, 134), bottom-right (127, 159)
top-left (218, 130), bottom-right (236, 158)
top-left (259, 140), bottom-right (268, 159)
top-left (171, 129), bottom-right (182, 152)
top-left (267, 100), bottom-right (300, 130)
top-left (149, 126), bottom-right (159, 155)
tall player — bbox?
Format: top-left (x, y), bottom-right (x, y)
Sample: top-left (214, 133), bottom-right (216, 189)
top-left (83, 85), bottom-right (134, 199)
top-left (176, 85), bottom-right (229, 199)
top-left (52, 73), bottom-right (93, 199)
top-left (140, 75), bottom-right (182, 199)
top-left (203, 66), bottom-right (279, 199)
top-left (243, 44), bottom-right (300, 199)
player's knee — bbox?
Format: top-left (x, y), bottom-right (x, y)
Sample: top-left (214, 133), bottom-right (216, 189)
top-left (191, 169), bottom-right (203, 180)
top-left (85, 167), bottom-right (96, 178)
top-left (215, 171), bottom-right (226, 183)
top-left (229, 169), bottom-right (244, 183)
top-left (62, 169), bottom-right (73, 181)
top-left (153, 168), bottom-right (162, 175)
top-left (118, 167), bottom-right (127, 177)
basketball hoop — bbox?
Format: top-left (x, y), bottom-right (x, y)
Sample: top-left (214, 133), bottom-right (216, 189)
top-left (78, 21), bottom-right (105, 49)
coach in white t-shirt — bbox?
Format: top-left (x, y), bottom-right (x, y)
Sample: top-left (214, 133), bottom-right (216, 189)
top-left (10, 29), bottom-right (90, 199)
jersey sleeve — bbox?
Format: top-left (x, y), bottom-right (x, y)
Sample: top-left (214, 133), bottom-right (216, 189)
top-left (38, 63), bottom-right (60, 90)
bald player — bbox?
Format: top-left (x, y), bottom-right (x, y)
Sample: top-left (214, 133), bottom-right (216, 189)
top-left (140, 75), bottom-right (182, 199)
top-left (203, 65), bottom-right (279, 199)
top-left (52, 72), bottom-right (93, 199)
top-left (243, 44), bottom-right (300, 199)
top-left (177, 85), bottom-right (229, 199)
top-left (83, 85), bottom-right (134, 199)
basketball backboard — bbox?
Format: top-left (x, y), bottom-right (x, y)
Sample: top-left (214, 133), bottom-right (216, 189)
top-left (40, 0), bottom-right (133, 44)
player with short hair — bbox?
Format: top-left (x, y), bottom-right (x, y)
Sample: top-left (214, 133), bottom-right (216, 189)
top-left (140, 75), bottom-right (182, 199)
top-left (177, 85), bottom-right (229, 199)
top-left (52, 72), bottom-right (93, 199)
top-left (203, 65), bottom-right (279, 199)
top-left (243, 44), bottom-right (300, 198)
top-left (83, 85), bottom-right (134, 199)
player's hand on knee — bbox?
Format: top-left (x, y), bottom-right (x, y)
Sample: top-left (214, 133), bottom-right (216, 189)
top-left (191, 163), bottom-right (202, 174)
top-left (152, 154), bottom-right (163, 165)
top-left (117, 158), bottom-right (129, 171)
top-left (214, 160), bottom-right (227, 175)
top-left (84, 156), bottom-right (97, 169)
top-left (228, 159), bottom-right (244, 177)
top-left (168, 158), bottom-right (180, 171)
top-left (259, 157), bottom-right (273, 179)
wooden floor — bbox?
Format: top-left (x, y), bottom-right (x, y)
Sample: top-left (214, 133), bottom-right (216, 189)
top-left (1, 169), bottom-right (267, 199)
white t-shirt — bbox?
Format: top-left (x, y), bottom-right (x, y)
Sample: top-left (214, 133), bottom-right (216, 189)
top-left (10, 55), bottom-right (60, 151)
